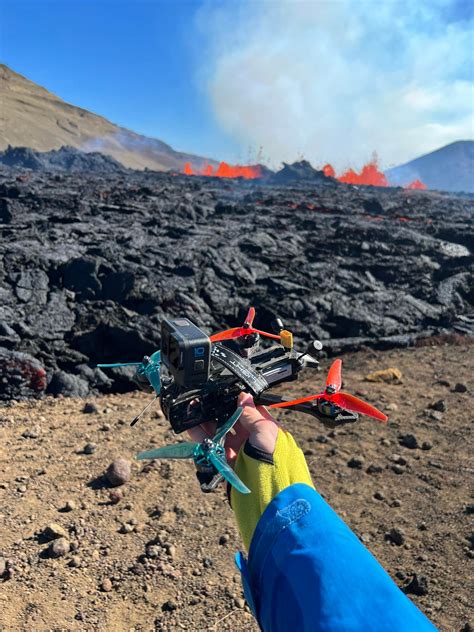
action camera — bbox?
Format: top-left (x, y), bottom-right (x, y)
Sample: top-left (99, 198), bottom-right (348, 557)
top-left (160, 318), bottom-right (211, 388)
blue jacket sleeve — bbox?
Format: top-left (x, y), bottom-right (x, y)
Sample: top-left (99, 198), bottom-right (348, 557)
top-left (235, 483), bottom-right (438, 632)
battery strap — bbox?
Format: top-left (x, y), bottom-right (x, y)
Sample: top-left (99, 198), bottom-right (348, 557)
top-left (211, 344), bottom-right (269, 396)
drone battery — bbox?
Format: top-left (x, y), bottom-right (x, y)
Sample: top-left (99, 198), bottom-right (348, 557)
top-left (161, 318), bottom-right (211, 388)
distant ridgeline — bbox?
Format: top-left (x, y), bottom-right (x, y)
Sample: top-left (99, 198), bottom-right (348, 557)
top-left (0, 146), bottom-right (126, 173)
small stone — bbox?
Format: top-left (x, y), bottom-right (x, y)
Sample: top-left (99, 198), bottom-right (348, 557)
top-left (83, 443), bottom-right (97, 455)
top-left (385, 527), bottom-right (406, 546)
top-left (365, 368), bottom-right (402, 383)
top-left (43, 522), bottom-right (68, 540)
top-left (390, 454), bottom-right (407, 465)
top-left (386, 403), bottom-right (398, 411)
top-left (69, 556), bottom-right (81, 568)
top-left (347, 456), bottom-right (365, 469)
top-left (421, 441), bottom-right (433, 451)
top-left (108, 489), bottom-right (123, 504)
top-left (62, 500), bottom-right (76, 512)
top-left (146, 545), bottom-right (160, 558)
top-left (49, 537), bottom-right (70, 557)
top-left (91, 550), bottom-right (100, 561)
top-left (105, 457), bottom-right (131, 487)
top-left (399, 434), bottom-right (418, 449)
top-left (391, 465), bottom-right (405, 475)
top-left (404, 573), bottom-right (429, 596)
top-left (0, 557), bottom-right (6, 577)
top-left (429, 399), bottom-right (446, 412)
top-left (417, 522), bottom-right (428, 531)
top-left (395, 571), bottom-right (406, 581)
top-left (234, 597), bottom-right (246, 609)
top-left (17, 485), bottom-right (27, 493)
top-left (119, 523), bottom-right (134, 534)
top-left (22, 425), bottom-right (41, 439)
top-left (315, 435), bottom-right (328, 443)
top-left (380, 438), bottom-right (391, 447)
top-left (219, 534), bottom-right (230, 545)
top-left (166, 545), bottom-right (176, 559)
top-left (367, 464), bottom-right (383, 474)
top-left (162, 599), bottom-right (177, 612)
top-left (453, 382), bottom-right (467, 393)
top-left (83, 402), bottom-right (99, 414)
top-left (374, 491), bottom-right (385, 501)
top-left (428, 410), bottom-right (443, 422)
top-left (100, 578), bottom-right (113, 592)
top-left (202, 557), bottom-right (213, 568)
top-left (100, 424), bottom-right (111, 431)
top-left (391, 499), bottom-right (402, 507)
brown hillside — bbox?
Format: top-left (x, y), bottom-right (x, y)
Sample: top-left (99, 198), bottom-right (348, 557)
top-left (0, 64), bottom-right (215, 171)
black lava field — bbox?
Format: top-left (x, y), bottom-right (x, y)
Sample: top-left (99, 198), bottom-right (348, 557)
top-left (0, 166), bottom-right (472, 400)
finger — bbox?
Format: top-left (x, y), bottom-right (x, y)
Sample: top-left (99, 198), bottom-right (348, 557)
top-left (187, 422), bottom-right (214, 443)
top-left (238, 392), bottom-right (255, 408)
top-left (225, 446), bottom-right (238, 467)
top-left (255, 403), bottom-right (279, 424)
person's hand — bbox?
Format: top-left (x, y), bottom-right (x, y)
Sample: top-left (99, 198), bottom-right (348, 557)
top-left (187, 392), bottom-right (279, 467)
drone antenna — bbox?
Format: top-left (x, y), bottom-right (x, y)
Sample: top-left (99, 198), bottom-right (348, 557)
top-left (130, 395), bottom-right (159, 427)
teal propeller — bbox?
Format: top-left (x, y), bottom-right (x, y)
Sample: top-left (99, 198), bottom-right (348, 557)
top-left (98, 350), bottom-right (161, 395)
top-left (136, 407), bottom-right (250, 495)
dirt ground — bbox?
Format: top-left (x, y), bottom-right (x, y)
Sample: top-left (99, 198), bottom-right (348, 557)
top-left (0, 343), bottom-right (472, 632)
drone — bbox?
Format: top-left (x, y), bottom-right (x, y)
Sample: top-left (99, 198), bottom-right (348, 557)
top-left (98, 307), bottom-right (387, 493)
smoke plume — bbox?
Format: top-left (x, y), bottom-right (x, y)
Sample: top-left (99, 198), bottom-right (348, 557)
top-left (196, 1), bottom-right (474, 170)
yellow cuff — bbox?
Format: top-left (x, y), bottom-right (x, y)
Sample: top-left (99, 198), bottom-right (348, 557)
top-left (231, 429), bottom-right (314, 550)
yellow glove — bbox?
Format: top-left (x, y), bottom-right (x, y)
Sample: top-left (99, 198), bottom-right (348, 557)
top-left (231, 428), bottom-right (314, 551)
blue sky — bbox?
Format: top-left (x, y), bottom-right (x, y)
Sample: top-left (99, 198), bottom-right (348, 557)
top-left (0, 0), bottom-right (473, 168)
top-left (0, 0), bottom-right (241, 161)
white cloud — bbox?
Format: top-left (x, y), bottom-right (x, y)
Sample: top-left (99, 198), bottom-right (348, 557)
top-left (196, 0), bottom-right (474, 170)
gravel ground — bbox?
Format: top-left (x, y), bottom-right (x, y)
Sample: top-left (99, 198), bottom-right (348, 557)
top-left (0, 343), bottom-right (472, 632)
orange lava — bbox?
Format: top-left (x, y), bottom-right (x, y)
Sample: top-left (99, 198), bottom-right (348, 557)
top-left (323, 164), bottom-right (335, 178)
top-left (338, 161), bottom-right (389, 187)
top-left (322, 159), bottom-right (427, 190)
top-left (405, 179), bottom-right (427, 190)
top-left (183, 161), bottom-right (262, 179)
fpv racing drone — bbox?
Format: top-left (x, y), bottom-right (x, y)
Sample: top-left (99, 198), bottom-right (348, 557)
top-left (98, 307), bottom-right (387, 494)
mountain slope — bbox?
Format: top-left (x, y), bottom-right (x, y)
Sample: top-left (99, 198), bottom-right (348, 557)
top-left (0, 64), bottom-right (215, 171)
top-left (386, 141), bottom-right (474, 193)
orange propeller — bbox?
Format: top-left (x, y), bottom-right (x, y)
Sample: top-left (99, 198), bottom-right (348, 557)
top-left (270, 359), bottom-right (388, 422)
top-left (210, 307), bottom-right (281, 342)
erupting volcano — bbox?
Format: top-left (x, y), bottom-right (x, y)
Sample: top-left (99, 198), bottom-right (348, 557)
top-left (323, 158), bottom-right (426, 189)
top-left (184, 161), bottom-right (262, 179)
top-left (183, 156), bottom-right (427, 189)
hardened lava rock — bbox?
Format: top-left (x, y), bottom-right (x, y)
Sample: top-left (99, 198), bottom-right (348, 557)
top-left (0, 163), bottom-right (472, 399)
top-left (0, 348), bottom-right (47, 401)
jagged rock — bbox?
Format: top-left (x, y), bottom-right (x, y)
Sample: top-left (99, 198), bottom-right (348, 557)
top-left (0, 168), bottom-right (472, 401)
top-left (43, 522), bottom-right (68, 540)
top-left (48, 371), bottom-right (89, 397)
top-left (403, 573), bottom-right (429, 596)
top-left (0, 146), bottom-right (126, 173)
top-left (0, 348), bottom-right (47, 401)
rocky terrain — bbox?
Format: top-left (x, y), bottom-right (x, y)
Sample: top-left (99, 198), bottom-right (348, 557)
top-left (0, 344), bottom-right (472, 631)
top-left (0, 167), bottom-right (472, 401)
top-left (0, 146), bottom-right (126, 174)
